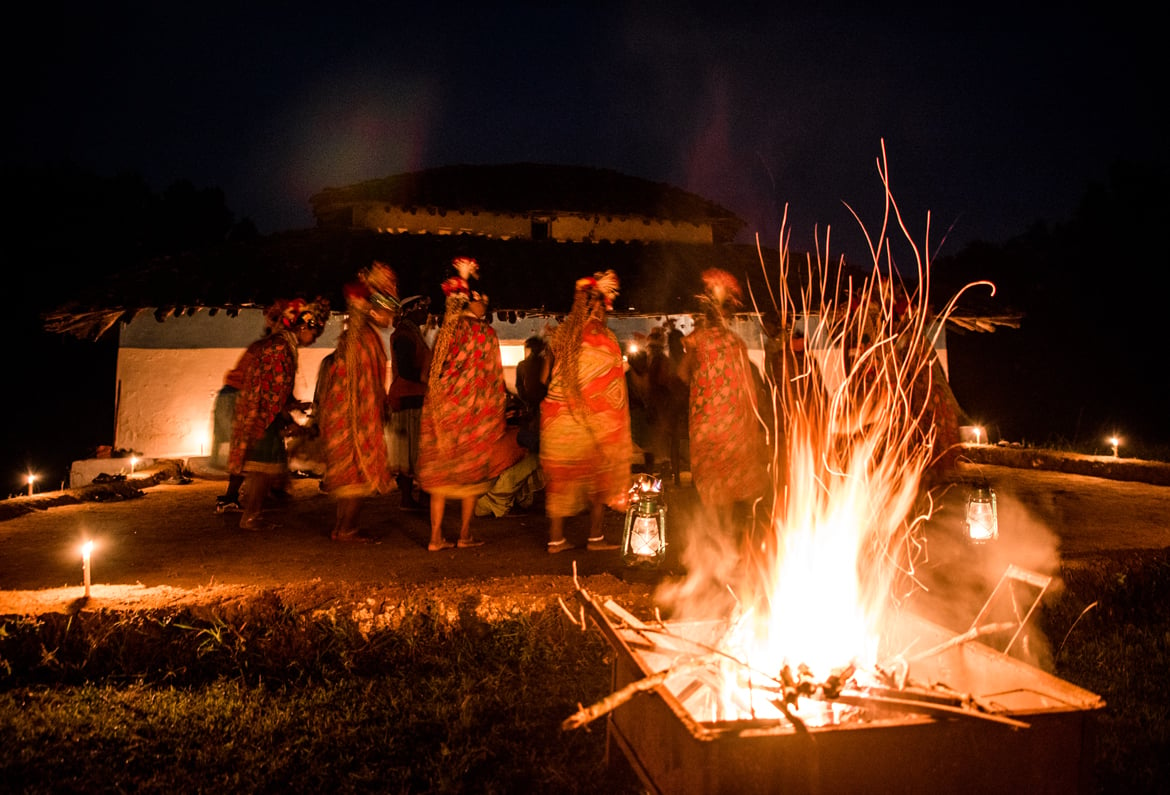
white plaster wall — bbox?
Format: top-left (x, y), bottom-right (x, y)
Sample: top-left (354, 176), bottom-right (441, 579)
top-left (114, 348), bottom-right (331, 458)
top-left (112, 310), bottom-right (949, 459)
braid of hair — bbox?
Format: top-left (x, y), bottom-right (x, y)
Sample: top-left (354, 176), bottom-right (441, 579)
top-left (427, 293), bottom-right (467, 404)
top-left (548, 290), bottom-right (590, 406)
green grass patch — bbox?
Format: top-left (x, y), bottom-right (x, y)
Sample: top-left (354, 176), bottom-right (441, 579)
top-left (3, 555), bottom-right (1168, 793)
top-left (0, 598), bottom-right (641, 793)
top-left (1040, 549), bottom-right (1170, 794)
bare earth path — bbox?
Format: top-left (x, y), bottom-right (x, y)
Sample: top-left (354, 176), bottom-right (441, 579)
top-left (2, 458), bottom-right (1169, 617)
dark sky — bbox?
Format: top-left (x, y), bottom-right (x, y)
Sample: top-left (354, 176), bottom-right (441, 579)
top-left (8, 5), bottom-right (1161, 261)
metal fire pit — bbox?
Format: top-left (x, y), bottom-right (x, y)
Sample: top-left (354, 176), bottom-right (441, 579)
top-left (574, 591), bottom-right (1104, 795)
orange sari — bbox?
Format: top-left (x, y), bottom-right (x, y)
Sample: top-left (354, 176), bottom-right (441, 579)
top-left (540, 318), bottom-right (633, 517)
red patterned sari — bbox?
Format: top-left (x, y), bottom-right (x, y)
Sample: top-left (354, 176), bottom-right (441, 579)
top-left (318, 318), bottom-right (394, 497)
top-left (685, 323), bottom-right (769, 505)
top-left (416, 315), bottom-right (516, 497)
top-left (228, 331), bottom-right (298, 476)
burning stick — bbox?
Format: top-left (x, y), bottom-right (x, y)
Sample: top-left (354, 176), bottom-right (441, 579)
top-left (561, 656), bottom-right (718, 731)
top-left (833, 689), bottom-right (1030, 728)
top-left (902, 621), bottom-right (1020, 664)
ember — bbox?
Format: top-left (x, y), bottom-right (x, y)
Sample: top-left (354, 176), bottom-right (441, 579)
top-left (652, 146), bottom-right (988, 703)
top-left (564, 148), bottom-right (1104, 792)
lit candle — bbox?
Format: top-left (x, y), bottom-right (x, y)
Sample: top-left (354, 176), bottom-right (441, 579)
top-left (81, 540), bottom-right (94, 598)
top-left (974, 426), bottom-right (983, 445)
top-left (129, 456), bottom-right (138, 475)
top-left (1108, 436), bottom-right (1120, 458)
top-left (26, 473), bottom-right (35, 497)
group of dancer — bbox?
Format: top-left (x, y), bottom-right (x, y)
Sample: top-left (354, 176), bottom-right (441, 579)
top-left (216, 258), bottom-right (776, 552)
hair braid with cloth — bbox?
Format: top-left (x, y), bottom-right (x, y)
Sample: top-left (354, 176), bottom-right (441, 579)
top-left (698, 267), bottom-right (743, 325)
top-left (427, 257), bottom-right (481, 404)
top-left (548, 269), bottom-right (619, 408)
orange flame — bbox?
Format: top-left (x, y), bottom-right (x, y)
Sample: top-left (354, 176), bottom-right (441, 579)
top-left (658, 143), bottom-right (994, 722)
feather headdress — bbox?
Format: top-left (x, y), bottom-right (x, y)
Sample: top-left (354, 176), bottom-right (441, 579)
top-left (575, 269), bottom-right (620, 310)
top-left (699, 268), bottom-right (743, 310)
top-left (442, 257), bottom-right (488, 305)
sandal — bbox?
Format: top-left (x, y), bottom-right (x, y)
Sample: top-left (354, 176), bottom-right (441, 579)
top-left (457, 538), bottom-right (485, 548)
top-left (428, 540), bottom-right (456, 552)
top-left (586, 536), bottom-right (620, 551)
top-left (547, 539), bottom-right (577, 554)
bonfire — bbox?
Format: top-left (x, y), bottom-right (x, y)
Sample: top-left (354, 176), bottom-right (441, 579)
top-left (566, 143), bottom-right (1003, 729)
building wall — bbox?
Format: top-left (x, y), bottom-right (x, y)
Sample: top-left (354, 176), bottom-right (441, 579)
top-left (111, 309), bottom-right (947, 461)
top-left (114, 310), bottom-right (349, 459)
top-left (351, 202), bottom-right (713, 243)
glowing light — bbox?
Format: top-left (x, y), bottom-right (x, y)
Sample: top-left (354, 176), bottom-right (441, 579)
top-left (974, 426), bottom-right (984, 445)
top-left (965, 485), bottom-right (999, 543)
top-left (656, 144), bottom-right (993, 725)
top-left (622, 475), bottom-right (667, 568)
top-left (1108, 435), bottom-right (1120, 458)
top-left (26, 472), bottom-right (36, 497)
top-left (499, 343), bottom-right (525, 368)
top-left (129, 456), bottom-right (139, 475)
top-left (81, 540), bottom-right (95, 597)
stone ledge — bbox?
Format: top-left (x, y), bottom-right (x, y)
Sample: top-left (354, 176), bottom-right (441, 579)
top-left (958, 444), bottom-right (1170, 487)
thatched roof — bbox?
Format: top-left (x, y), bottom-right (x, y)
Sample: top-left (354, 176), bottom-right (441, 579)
top-left (41, 230), bottom-right (775, 338)
top-left (42, 226), bottom-right (1020, 340)
top-left (309, 163), bottom-right (748, 243)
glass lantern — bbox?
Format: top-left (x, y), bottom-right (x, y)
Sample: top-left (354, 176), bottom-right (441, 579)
top-left (622, 474), bottom-right (668, 568)
top-left (965, 483), bottom-right (998, 544)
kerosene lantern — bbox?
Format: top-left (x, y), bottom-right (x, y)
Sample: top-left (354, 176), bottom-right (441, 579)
top-left (965, 482), bottom-right (999, 544)
top-left (622, 474), bottom-right (668, 568)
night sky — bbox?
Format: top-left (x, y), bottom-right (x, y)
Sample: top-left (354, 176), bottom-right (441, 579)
top-left (8, 6), bottom-right (1159, 257)
top-left (4, 5), bottom-right (1165, 489)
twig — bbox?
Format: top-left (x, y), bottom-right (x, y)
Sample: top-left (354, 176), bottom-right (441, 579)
top-left (903, 621), bottom-right (1018, 663)
top-left (561, 656), bottom-right (716, 730)
top-left (1058, 601), bottom-right (1099, 657)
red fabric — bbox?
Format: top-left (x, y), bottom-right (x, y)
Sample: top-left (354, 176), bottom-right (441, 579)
top-left (319, 319), bottom-right (394, 496)
top-left (227, 331), bottom-right (298, 475)
top-left (685, 324), bottom-right (769, 505)
top-left (416, 316), bottom-right (515, 493)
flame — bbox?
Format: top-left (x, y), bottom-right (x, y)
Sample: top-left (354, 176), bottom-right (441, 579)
top-left (657, 143), bottom-right (993, 722)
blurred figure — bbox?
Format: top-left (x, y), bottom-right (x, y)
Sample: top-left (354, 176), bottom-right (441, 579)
top-left (540, 270), bottom-right (631, 553)
top-left (760, 309), bottom-right (786, 386)
top-left (416, 257), bottom-right (519, 551)
top-left (210, 301), bottom-right (282, 512)
top-left (625, 335), bottom-right (654, 472)
top-left (386, 294), bottom-right (433, 510)
top-left (229, 298), bottom-right (328, 531)
top-left (662, 320), bottom-right (691, 484)
top-left (318, 262), bottom-right (400, 542)
top-left (678, 269), bottom-right (770, 537)
top-left (513, 334), bottom-right (548, 453)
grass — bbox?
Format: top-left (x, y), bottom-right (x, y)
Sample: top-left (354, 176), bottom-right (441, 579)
top-left (1039, 549), bottom-right (1170, 794)
top-left (0, 598), bottom-right (643, 794)
top-left (2, 554), bottom-right (1168, 794)
top-left (1011, 435), bottom-right (1170, 464)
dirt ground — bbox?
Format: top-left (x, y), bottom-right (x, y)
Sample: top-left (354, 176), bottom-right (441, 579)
top-left (2, 458), bottom-right (1169, 621)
